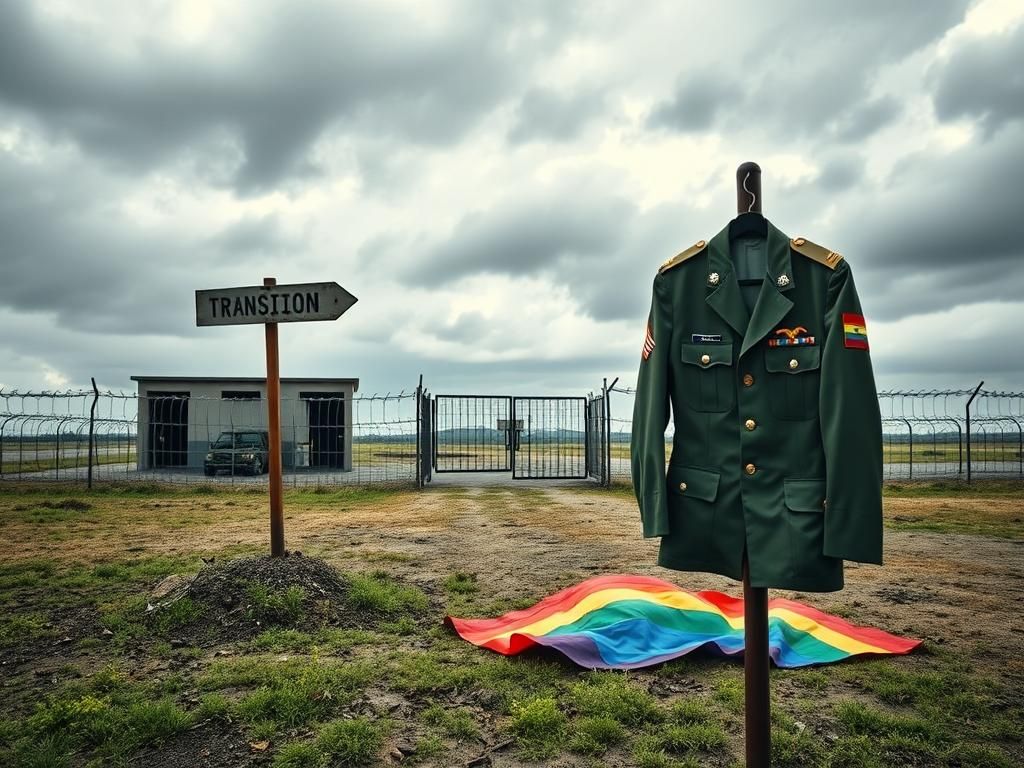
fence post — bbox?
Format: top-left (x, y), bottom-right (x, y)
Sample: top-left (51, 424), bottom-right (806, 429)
top-left (605, 377), bottom-right (618, 488)
top-left (905, 419), bottom-right (913, 481)
top-left (88, 378), bottom-right (99, 489)
top-left (965, 381), bottom-right (984, 485)
top-left (415, 375), bottom-right (423, 489)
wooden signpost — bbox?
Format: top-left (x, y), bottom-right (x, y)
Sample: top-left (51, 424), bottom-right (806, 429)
top-left (196, 279), bottom-right (357, 557)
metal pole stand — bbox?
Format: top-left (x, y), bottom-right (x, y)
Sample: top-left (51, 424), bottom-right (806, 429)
top-left (744, 556), bottom-right (770, 767)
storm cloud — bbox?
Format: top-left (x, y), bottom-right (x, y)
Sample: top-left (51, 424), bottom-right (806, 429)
top-left (1, 0), bottom-right (1022, 395)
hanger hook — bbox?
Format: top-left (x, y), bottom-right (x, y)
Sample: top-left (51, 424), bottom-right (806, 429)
top-left (742, 171), bottom-right (756, 213)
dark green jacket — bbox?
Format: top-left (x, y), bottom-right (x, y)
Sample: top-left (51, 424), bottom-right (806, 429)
top-left (631, 219), bottom-right (882, 592)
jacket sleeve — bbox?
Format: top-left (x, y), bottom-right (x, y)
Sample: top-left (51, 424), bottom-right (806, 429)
top-left (818, 261), bottom-right (883, 564)
top-left (631, 274), bottom-right (672, 538)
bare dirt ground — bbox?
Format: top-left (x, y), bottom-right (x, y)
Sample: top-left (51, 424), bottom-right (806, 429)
top-left (1, 482), bottom-right (1022, 767)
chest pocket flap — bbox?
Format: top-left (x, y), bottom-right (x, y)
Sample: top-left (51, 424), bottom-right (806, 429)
top-left (765, 345), bottom-right (820, 374)
top-left (681, 342), bottom-right (733, 368)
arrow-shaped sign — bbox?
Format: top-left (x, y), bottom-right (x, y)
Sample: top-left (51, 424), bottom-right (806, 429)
top-left (195, 282), bottom-right (357, 326)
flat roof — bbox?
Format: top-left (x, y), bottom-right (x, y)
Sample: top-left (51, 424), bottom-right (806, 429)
top-left (131, 376), bottom-right (359, 391)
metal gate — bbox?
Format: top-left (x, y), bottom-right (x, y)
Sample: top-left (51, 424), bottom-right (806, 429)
top-left (432, 395), bottom-right (588, 479)
top-left (433, 395), bottom-right (513, 472)
top-left (513, 397), bottom-right (587, 479)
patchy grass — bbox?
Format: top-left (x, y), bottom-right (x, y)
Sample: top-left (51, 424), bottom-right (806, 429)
top-left (346, 570), bottom-right (428, 615)
top-left (567, 672), bottom-right (662, 726)
top-left (420, 703), bottom-right (479, 741)
top-left (443, 571), bottom-right (479, 595)
top-left (506, 696), bottom-right (568, 759)
top-left (883, 479), bottom-right (1024, 498)
top-left (250, 626), bottom-right (378, 653)
top-left (712, 674), bottom-right (745, 714)
top-left (4, 666), bottom-right (193, 763)
top-left (245, 583), bottom-right (306, 625)
top-left (569, 715), bottom-right (627, 755)
top-left (657, 721), bottom-right (728, 753)
top-left (0, 612), bottom-right (52, 648)
top-left (271, 717), bottom-right (388, 767)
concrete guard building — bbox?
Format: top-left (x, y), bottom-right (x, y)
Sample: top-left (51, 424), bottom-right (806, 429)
top-left (131, 376), bottom-right (359, 472)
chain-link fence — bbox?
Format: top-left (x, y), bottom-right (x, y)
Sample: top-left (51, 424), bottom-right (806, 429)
top-left (3, 381), bottom-right (1021, 488)
top-left (607, 383), bottom-right (1023, 484)
top-left (1, 386), bottom-right (421, 487)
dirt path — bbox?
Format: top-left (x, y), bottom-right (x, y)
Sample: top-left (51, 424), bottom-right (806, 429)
top-left (284, 486), bottom-right (1024, 681)
top-left (6, 486), bottom-right (1022, 665)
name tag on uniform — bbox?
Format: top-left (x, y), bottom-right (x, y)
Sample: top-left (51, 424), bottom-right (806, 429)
top-left (692, 333), bottom-right (722, 343)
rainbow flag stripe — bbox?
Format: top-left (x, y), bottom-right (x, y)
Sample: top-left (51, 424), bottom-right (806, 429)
top-left (445, 574), bottom-right (920, 669)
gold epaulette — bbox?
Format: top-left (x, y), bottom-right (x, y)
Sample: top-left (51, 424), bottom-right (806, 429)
top-left (658, 239), bottom-right (707, 275)
top-left (790, 237), bottom-right (844, 269)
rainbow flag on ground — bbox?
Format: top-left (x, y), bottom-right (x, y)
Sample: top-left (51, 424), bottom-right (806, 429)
top-left (445, 574), bottom-right (921, 669)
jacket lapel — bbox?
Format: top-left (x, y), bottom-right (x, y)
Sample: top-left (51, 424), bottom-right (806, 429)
top-left (740, 220), bottom-right (795, 359)
top-left (705, 225), bottom-right (749, 338)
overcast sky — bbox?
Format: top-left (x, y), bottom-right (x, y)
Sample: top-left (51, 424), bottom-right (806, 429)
top-left (2, 0), bottom-right (1023, 397)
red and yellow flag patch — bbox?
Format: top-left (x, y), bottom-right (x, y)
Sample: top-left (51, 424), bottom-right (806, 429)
top-left (843, 313), bottom-right (869, 350)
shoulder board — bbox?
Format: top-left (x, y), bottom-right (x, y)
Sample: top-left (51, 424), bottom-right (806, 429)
top-left (790, 237), bottom-right (844, 269)
top-left (658, 239), bottom-right (707, 274)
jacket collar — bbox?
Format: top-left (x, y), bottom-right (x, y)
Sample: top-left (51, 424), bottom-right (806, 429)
top-left (705, 218), bottom-right (794, 358)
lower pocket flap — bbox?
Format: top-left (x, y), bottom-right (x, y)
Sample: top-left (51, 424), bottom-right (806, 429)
top-left (667, 465), bottom-right (721, 502)
top-left (784, 478), bottom-right (827, 512)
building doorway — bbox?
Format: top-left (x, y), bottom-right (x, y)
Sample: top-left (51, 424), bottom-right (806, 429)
top-left (148, 392), bottom-right (189, 468)
top-left (302, 392), bottom-right (346, 469)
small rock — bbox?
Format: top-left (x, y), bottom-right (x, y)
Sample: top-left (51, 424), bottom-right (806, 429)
top-left (389, 747), bottom-right (404, 761)
top-left (170, 639), bottom-right (186, 648)
top-left (151, 574), bottom-right (194, 601)
top-left (395, 739), bottom-right (416, 755)
top-left (249, 740), bottom-right (270, 751)
top-left (101, 628), bottom-right (114, 636)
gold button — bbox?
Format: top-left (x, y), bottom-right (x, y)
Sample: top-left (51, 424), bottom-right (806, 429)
top-left (789, 358), bottom-right (799, 370)
top-left (696, 239), bottom-right (706, 248)
top-left (823, 498), bottom-right (827, 510)
top-left (700, 354), bottom-right (711, 365)
top-left (743, 373), bottom-right (754, 387)
top-left (745, 463), bottom-right (756, 475)
top-left (679, 482), bottom-right (687, 492)
top-left (793, 237), bottom-right (806, 246)
top-left (745, 419), bottom-right (756, 431)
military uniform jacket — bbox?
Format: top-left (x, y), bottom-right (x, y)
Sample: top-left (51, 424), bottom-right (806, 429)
top-left (631, 219), bottom-right (882, 592)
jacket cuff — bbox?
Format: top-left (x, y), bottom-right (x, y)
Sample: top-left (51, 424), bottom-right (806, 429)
top-left (641, 493), bottom-right (670, 538)
top-left (823, 509), bottom-right (883, 564)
